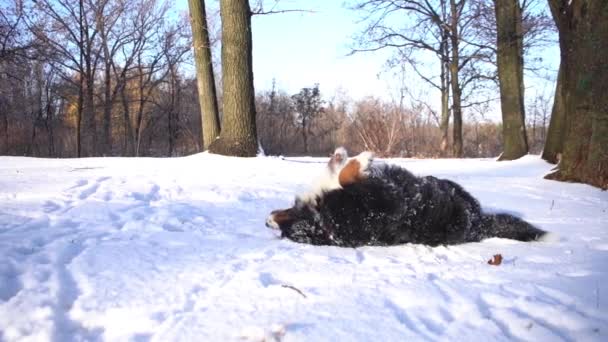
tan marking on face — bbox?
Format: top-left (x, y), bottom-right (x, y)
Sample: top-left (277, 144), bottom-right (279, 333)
top-left (269, 209), bottom-right (294, 228)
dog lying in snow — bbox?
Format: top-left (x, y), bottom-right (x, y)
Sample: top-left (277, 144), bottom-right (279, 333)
top-left (266, 147), bottom-right (547, 247)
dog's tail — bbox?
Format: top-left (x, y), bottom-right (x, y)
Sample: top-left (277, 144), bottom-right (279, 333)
top-left (480, 213), bottom-right (547, 242)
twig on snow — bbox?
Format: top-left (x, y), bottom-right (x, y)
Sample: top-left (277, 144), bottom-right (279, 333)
top-left (281, 284), bottom-right (307, 298)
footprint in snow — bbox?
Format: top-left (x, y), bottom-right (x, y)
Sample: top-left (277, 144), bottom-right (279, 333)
top-left (43, 201), bottom-right (62, 213)
top-left (0, 262), bottom-right (23, 302)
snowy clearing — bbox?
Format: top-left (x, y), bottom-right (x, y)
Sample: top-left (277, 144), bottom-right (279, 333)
top-left (0, 154), bottom-right (607, 341)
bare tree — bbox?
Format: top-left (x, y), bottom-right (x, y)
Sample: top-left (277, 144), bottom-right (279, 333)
top-left (256, 79), bottom-right (296, 155)
top-left (471, 0), bottom-right (556, 68)
top-left (188, 0), bottom-right (221, 150)
top-left (112, 0), bottom-right (169, 156)
top-left (1, 0), bottom-right (41, 62)
top-left (448, 0), bottom-right (464, 157)
top-left (352, 0), bottom-right (498, 157)
top-left (353, 0), bottom-right (454, 156)
top-left (544, 0), bottom-right (608, 189)
top-left (159, 22), bottom-right (191, 156)
top-left (349, 97), bottom-right (404, 157)
top-left (292, 85), bottom-right (323, 154)
top-left (208, 0), bottom-right (258, 157)
top-left (494, 0), bottom-right (528, 160)
top-left (1, 0), bottom-right (33, 154)
top-left (93, 0), bottom-right (126, 155)
top-left (526, 90), bottom-right (551, 153)
top-left (32, 0), bottom-right (102, 157)
top-left (2, 0), bottom-right (201, 158)
top-left (541, 63), bottom-right (564, 163)
top-left (469, 0), bottom-right (555, 160)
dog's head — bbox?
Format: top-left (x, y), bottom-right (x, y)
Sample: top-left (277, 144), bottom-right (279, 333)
top-left (266, 198), bottom-right (328, 244)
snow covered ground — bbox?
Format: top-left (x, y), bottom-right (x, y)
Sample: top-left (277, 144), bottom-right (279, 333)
top-left (0, 153), bottom-right (607, 341)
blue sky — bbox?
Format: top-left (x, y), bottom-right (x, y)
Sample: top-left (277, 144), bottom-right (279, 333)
top-left (176, 0), bottom-right (402, 99)
top-left (177, 0), bottom-right (559, 116)
top-left (249, 1), bottom-right (394, 99)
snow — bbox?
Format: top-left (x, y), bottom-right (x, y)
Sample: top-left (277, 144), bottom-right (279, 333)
top-left (0, 153), bottom-right (607, 341)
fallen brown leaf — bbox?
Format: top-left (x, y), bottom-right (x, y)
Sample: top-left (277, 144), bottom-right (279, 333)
top-left (488, 254), bottom-right (503, 266)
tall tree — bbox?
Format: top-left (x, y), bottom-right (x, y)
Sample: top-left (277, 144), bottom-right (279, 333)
top-left (117, 0), bottom-right (169, 156)
top-left (256, 81), bottom-right (295, 155)
top-left (353, 0), bottom-right (498, 157)
top-left (448, 0), bottom-right (464, 157)
top-left (94, 0), bottom-right (132, 156)
top-left (33, 0), bottom-right (100, 157)
top-left (188, 0), bottom-right (221, 150)
top-left (350, 97), bottom-right (404, 157)
top-left (494, 0), bottom-right (528, 160)
top-left (353, 0), bottom-right (454, 156)
top-left (545, 0), bottom-right (608, 189)
top-left (292, 85), bottom-right (323, 154)
top-left (160, 23), bottom-right (191, 156)
top-left (541, 63), bottom-right (565, 163)
top-left (208, 0), bottom-right (258, 157)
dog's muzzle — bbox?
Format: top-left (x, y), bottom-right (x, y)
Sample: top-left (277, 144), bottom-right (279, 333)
top-left (265, 214), bottom-right (280, 230)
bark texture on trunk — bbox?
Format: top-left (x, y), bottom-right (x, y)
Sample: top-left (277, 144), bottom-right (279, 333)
top-left (495, 0), bottom-right (528, 161)
top-left (546, 0), bottom-right (608, 189)
top-left (449, 0), bottom-right (463, 158)
top-left (188, 0), bottom-right (221, 150)
top-left (209, 0), bottom-right (258, 157)
top-left (439, 27), bottom-right (451, 157)
top-left (102, 61), bottom-right (113, 156)
top-left (542, 62), bottom-right (566, 164)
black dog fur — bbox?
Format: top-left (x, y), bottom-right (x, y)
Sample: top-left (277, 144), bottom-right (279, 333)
top-left (272, 163), bottom-right (546, 247)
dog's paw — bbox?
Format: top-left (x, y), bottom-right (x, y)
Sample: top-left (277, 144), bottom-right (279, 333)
top-left (295, 193), bottom-right (318, 208)
top-left (328, 147), bottom-right (348, 172)
top-left (355, 151), bottom-right (375, 175)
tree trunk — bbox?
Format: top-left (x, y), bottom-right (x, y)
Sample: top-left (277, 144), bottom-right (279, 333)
top-left (439, 65), bottom-right (450, 157)
top-left (77, 75), bottom-right (84, 158)
top-left (439, 48), bottom-right (450, 156)
top-left (449, 0), bottom-right (463, 158)
top-left (167, 66), bottom-right (179, 156)
top-left (78, 0), bottom-right (97, 157)
top-left (495, 0), bottom-right (528, 161)
top-left (302, 117), bottom-right (308, 154)
top-left (46, 118), bottom-right (55, 157)
top-left (209, 0), bottom-right (258, 157)
top-left (99, 10), bottom-right (113, 157)
top-left (77, 0), bottom-right (84, 158)
top-left (2, 110), bottom-right (8, 154)
top-left (545, 0), bottom-right (608, 189)
top-left (542, 62), bottom-right (566, 164)
top-left (450, 71), bottom-right (462, 157)
top-left (45, 88), bottom-right (55, 157)
top-left (531, 107), bottom-right (537, 148)
top-left (102, 61), bottom-right (113, 156)
top-left (120, 84), bottom-right (135, 156)
top-left (27, 114), bottom-right (37, 156)
top-left (82, 73), bottom-right (97, 157)
top-left (188, 0), bottom-right (221, 150)
top-left (135, 68), bottom-right (146, 157)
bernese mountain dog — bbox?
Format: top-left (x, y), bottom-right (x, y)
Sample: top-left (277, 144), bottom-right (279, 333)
top-left (266, 148), bottom-right (547, 247)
